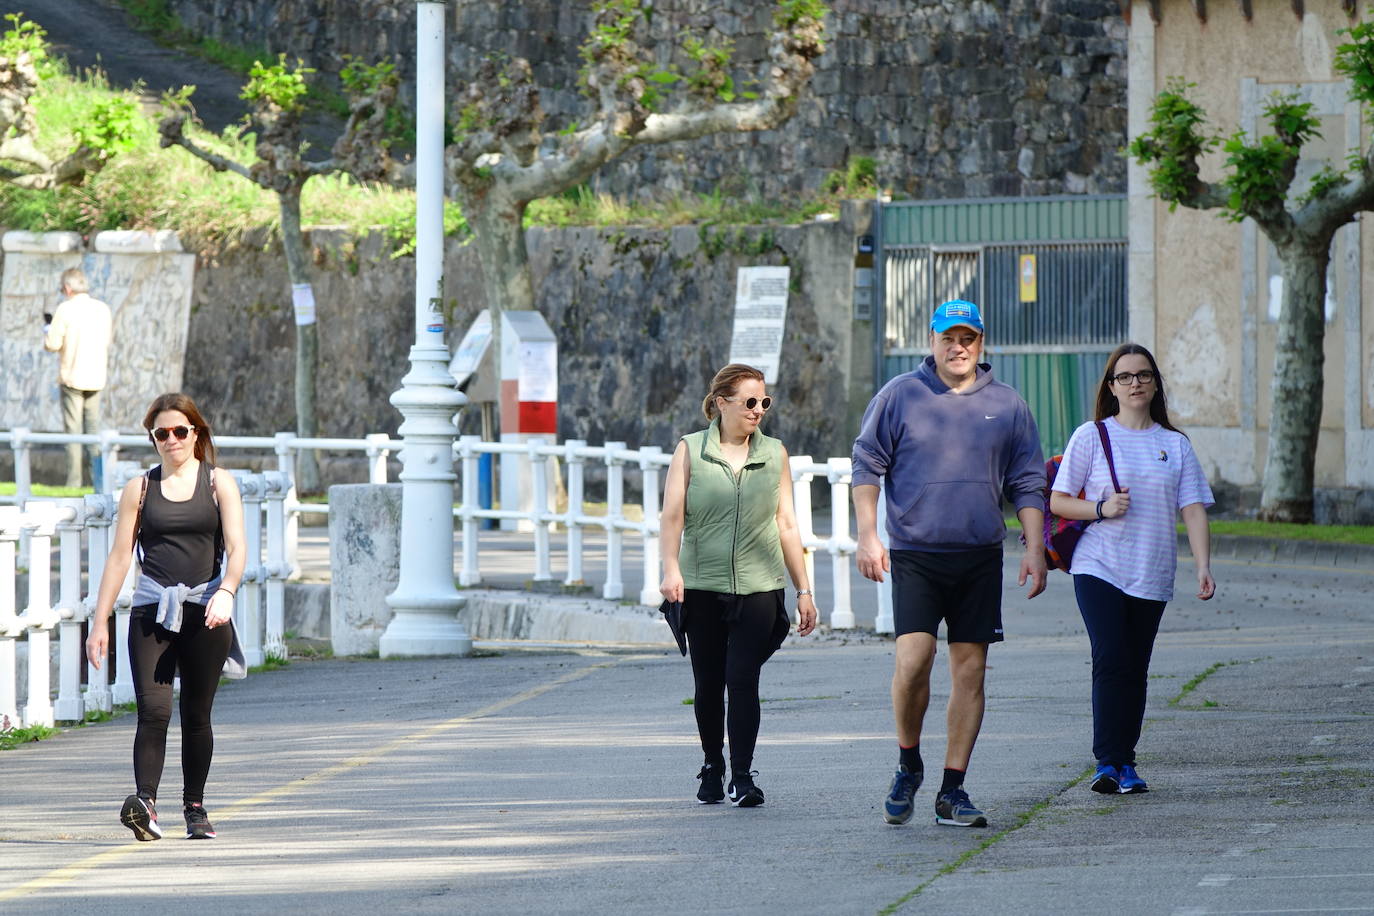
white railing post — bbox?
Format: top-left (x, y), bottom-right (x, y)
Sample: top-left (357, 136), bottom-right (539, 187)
top-left (639, 446), bottom-right (663, 606)
top-left (563, 440), bottom-right (587, 586)
top-left (365, 433), bottom-right (392, 484)
top-left (236, 472), bottom-right (266, 668)
top-left (530, 438), bottom-right (552, 582)
top-left (23, 502), bottom-right (58, 727)
top-left (603, 442), bottom-right (626, 600)
top-left (82, 493), bottom-right (114, 713)
top-left (99, 428), bottom-right (122, 495)
top-left (11, 427), bottom-right (32, 507)
top-left (110, 538), bottom-right (137, 706)
top-left (262, 471), bottom-right (289, 661)
top-left (790, 456), bottom-right (817, 622)
top-left (458, 435), bottom-right (482, 586)
top-left (828, 458), bottom-right (856, 630)
top-left (274, 432), bottom-right (300, 578)
top-left (874, 484), bottom-right (894, 634)
top-left (53, 500), bottom-right (85, 722)
top-left (0, 506), bottom-right (20, 726)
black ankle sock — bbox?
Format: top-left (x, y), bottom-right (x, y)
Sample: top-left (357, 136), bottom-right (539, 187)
top-left (898, 744), bottom-right (923, 775)
top-left (940, 768), bottom-right (965, 796)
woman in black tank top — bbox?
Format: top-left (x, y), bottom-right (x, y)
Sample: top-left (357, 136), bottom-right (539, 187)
top-left (86, 393), bottom-right (246, 842)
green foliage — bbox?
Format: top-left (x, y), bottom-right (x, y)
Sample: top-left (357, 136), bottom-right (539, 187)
top-left (1298, 164), bottom-right (1347, 207)
top-left (1125, 79), bottom-right (1219, 208)
top-left (74, 96), bottom-right (141, 155)
top-left (1264, 93), bottom-right (1320, 147)
top-left (382, 199), bottom-right (470, 258)
top-left (824, 156), bottom-right (878, 195)
top-left (1221, 132), bottom-right (1297, 220)
top-left (580, 0), bottom-right (679, 111)
top-left (684, 36), bottom-right (739, 102)
top-left (1335, 19), bottom-right (1374, 107)
top-left (241, 55), bottom-right (313, 113)
top-left (121, 0), bottom-right (179, 33)
top-left (1, 12), bottom-right (54, 77)
top-left (337, 56), bottom-right (408, 148)
top-left (775, 0), bottom-right (828, 29)
top-left (0, 720), bottom-right (57, 750)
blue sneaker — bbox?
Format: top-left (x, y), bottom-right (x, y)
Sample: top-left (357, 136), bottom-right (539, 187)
top-left (1090, 764), bottom-right (1120, 794)
top-left (883, 765), bottom-right (922, 825)
top-left (1117, 764), bottom-right (1148, 794)
top-left (934, 788), bottom-right (988, 827)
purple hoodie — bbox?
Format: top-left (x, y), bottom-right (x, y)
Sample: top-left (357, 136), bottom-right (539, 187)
top-left (852, 356), bottom-right (1045, 551)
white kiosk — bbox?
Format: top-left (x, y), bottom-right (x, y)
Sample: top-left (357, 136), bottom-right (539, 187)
top-left (499, 311), bottom-right (558, 531)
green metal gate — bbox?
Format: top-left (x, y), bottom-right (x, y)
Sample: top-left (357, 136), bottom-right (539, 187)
top-left (876, 196), bottom-right (1128, 457)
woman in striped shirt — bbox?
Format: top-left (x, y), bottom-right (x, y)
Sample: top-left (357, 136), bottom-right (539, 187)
top-left (1049, 343), bottom-right (1215, 796)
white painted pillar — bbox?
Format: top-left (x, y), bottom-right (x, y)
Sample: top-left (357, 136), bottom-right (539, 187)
top-left (380, 0), bottom-right (471, 658)
top-left (603, 442), bottom-right (626, 600)
top-left (24, 502), bottom-right (57, 727)
top-left (0, 506), bottom-right (20, 726)
top-left (827, 459), bottom-right (856, 630)
top-left (82, 494), bottom-right (113, 713)
top-left (563, 440), bottom-right (587, 586)
top-left (458, 436), bottom-right (482, 586)
top-left (263, 471), bottom-right (289, 661)
top-left (530, 439), bottom-right (553, 581)
top-left (53, 500), bottom-right (85, 722)
top-left (790, 456), bottom-right (817, 614)
top-left (638, 446), bottom-right (663, 607)
top-left (236, 472), bottom-right (266, 668)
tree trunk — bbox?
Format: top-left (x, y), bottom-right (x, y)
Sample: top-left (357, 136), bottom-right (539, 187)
top-left (278, 186), bottom-right (321, 493)
top-left (463, 188), bottom-right (536, 437)
top-left (1258, 238), bottom-right (1332, 523)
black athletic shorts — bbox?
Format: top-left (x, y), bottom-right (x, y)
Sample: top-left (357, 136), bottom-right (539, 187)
top-left (890, 546), bottom-right (1005, 643)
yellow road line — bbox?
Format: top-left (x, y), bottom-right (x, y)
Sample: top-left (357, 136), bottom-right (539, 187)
top-left (0, 659), bottom-right (616, 903)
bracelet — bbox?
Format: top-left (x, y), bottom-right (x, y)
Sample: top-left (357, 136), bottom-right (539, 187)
top-left (216, 587), bottom-right (236, 598)
top-left (796, 589), bottom-right (813, 597)
top-left (1095, 499), bottom-right (1106, 521)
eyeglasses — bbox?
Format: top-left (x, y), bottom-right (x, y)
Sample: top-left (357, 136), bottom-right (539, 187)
top-left (150, 426), bottom-right (192, 442)
top-left (722, 395), bottom-right (772, 412)
top-left (1110, 370), bottom-right (1156, 386)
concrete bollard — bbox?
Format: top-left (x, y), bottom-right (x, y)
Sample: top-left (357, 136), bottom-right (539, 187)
top-left (328, 484), bottom-right (402, 656)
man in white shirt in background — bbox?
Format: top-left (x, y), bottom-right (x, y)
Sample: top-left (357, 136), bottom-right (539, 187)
top-left (43, 267), bottom-right (112, 488)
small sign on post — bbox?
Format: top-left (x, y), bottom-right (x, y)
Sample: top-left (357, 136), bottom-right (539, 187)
top-left (728, 266), bottom-right (791, 383)
top-left (1018, 253), bottom-right (1038, 303)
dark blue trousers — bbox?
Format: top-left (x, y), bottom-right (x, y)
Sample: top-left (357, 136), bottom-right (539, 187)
top-left (1073, 574), bottom-right (1167, 767)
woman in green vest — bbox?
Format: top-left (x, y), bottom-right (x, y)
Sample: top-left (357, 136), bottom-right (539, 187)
top-left (659, 363), bottom-right (819, 807)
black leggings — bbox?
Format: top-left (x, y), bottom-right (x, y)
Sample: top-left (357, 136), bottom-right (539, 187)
top-left (1073, 575), bottom-right (1167, 767)
top-left (684, 589), bottom-right (780, 778)
top-left (128, 605), bottom-right (232, 805)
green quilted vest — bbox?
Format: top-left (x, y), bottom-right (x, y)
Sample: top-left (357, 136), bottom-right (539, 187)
top-left (679, 418), bottom-right (786, 595)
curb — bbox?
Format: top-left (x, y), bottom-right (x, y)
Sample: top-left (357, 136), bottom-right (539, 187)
top-left (1182, 534), bottom-right (1374, 570)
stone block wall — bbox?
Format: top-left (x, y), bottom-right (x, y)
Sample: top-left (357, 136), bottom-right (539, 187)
top-left (158, 0), bottom-right (1127, 200)
top-left (177, 206), bottom-right (869, 468)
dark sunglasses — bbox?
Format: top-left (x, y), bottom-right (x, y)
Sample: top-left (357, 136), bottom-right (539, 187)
top-left (722, 396), bottom-right (772, 412)
top-left (150, 425), bottom-right (192, 442)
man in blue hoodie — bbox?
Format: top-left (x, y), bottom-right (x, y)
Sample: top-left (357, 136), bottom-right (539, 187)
top-left (852, 299), bottom-right (1047, 830)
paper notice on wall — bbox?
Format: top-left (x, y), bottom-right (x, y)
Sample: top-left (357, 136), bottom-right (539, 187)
top-left (292, 283), bottom-right (317, 326)
top-left (518, 339), bottom-right (557, 402)
top-left (728, 266), bottom-right (790, 384)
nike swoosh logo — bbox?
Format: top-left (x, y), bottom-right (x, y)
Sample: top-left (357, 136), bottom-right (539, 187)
top-left (984, 415), bottom-right (997, 420)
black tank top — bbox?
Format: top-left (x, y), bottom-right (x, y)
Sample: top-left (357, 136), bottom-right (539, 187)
top-left (137, 462), bottom-right (222, 588)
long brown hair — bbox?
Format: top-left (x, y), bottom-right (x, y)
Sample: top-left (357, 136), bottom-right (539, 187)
top-left (142, 392), bottom-right (218, 464)
top-left (701, 363), bottom-right (766, 422)
top-left (1093, 343), bottom-right (1181, 433)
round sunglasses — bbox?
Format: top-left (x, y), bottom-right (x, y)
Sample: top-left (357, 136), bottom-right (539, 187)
top-left (150, 425), bottom-right (193, 442)
top-left (722, 395), bottom-right (772, 412)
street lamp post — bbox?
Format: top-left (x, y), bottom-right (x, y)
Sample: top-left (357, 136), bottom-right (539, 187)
top-left (379, 0), bottom-right (472, 657)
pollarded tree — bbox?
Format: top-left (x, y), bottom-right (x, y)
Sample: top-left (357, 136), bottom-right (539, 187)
top-left (0, 14), bottom-right (135, 189)
top-left (1128, 22), bottom-right (1374, 523)
top-left (159, 56), bottom-right (402, 493)
top-left (445, 0), bottom-right (826, 372)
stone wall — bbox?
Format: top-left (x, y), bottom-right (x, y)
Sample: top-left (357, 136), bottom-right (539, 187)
top-left (178, 206), bottom-right (871, 466)
top-left (158, 0), bottom-right (1127, 200)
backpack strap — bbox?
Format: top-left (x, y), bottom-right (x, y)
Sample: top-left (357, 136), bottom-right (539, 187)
top-left (132, 469), bottom-right (150, 563)
top-left (1094, 420), bottom-right (1122, 494)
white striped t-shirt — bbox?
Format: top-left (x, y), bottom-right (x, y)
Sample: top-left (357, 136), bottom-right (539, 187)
top-left (1051, 417), bottom-right (1213, 601)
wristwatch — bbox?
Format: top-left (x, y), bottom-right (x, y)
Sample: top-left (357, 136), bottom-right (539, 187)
top-left (796, 589), bottom-right (813, 597)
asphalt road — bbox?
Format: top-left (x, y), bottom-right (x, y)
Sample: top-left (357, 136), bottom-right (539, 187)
top-left (2, 552), bottom-right (1371, 914)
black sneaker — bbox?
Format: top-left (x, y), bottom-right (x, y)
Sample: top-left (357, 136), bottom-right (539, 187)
top-left (184, 802), bottom-right (217, 839)
top-left (696, 762), bottom-right (726, 804)
top-left (883, 764), bottom-right (923, 825)
top-left (120, 794), bottom-right (162, 841)
top-left (728, 771), bottom-right (765, 808)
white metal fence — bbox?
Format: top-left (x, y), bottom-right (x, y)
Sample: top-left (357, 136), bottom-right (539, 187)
top-left (2, 429), bottom-right (895, 728)
top-left (0, 469), bottom-right (293, 730)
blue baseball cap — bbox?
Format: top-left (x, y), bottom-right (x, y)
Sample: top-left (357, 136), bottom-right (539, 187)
top-left (930, 299), bottom-right (984, 335)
